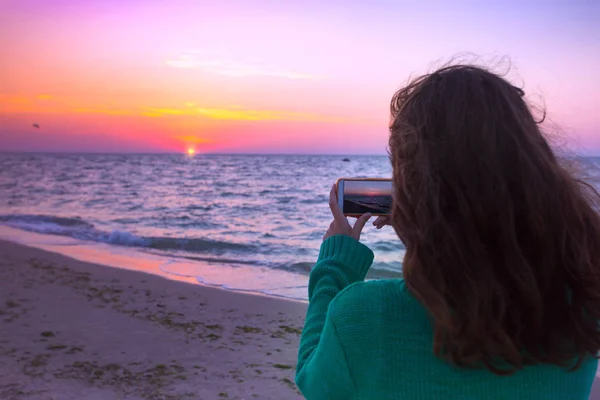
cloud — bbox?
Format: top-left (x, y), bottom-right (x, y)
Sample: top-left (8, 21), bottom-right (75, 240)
top-left (140, 108), bottom-right (191, 117)
top-left (1, 94), bottom-right (346, 124)
top-left (73, 107), bottom-right (134, 115)
top-left (176, 135), bottom-right (212, 144)
top-left (0, 94), bottom-right (32, 106)
top-left (0, 94), bottom-right (133, 115)
top-left (166, 54), bottom-right (312, 80)
top-left (196, 108), bottom-right (341, 122)
top-left (142, 106), bottom-right (343, 122)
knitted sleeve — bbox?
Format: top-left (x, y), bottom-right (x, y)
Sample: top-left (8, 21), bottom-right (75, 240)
top-left (295, 235), bottom-right (374, 399)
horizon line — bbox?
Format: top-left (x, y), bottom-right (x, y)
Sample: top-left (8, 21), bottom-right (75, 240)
top-left (0, 150), bottom-right (391, 157)
top-left (0, 150), bottom-right (598, 157)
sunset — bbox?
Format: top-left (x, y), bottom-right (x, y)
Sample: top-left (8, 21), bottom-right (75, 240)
top-left (1, 0), bottom-right (599, 155)
top-left (2, 1), bottom-right (600, 399)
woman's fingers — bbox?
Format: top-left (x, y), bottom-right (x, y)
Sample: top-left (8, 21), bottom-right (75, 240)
top-left (328, 184), bottom-right (347, 225)
top-left (373, 216), bottom-right (387, 225)
top-left (352, 213), bottom-right (372, 240)
top-left (373, 216), bottom-right (391, 229)
top-left (325, 183), bottom-right (388, 241)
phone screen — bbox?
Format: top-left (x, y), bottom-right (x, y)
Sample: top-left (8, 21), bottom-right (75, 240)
top-left (338, 179), bottom-right (393, 216)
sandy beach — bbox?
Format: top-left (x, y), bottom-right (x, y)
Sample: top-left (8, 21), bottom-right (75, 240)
top-left (0, 240), bottom-right (307, 400)
top-left (1, 237), bottom-right (599, 400)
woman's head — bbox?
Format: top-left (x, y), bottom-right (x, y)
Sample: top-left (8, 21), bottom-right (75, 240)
top-left (389, 64), bottom-right (600, 373)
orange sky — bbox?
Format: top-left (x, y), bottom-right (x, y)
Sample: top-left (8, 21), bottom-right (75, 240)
top-left (344, 180), bottom-right (392, 196)
top-left (1, 0), bottom-right (599, 154)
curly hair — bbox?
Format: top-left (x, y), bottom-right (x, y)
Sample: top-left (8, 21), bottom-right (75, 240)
top-left (389, 64), bottom-right (600, 374)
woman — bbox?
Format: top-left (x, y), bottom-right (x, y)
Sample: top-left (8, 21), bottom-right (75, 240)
top-left (295, 64), bottom-right (600, 399)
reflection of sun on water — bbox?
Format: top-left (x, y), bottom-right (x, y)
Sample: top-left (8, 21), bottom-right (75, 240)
top-left (187, 148), bottom-right (195, 156)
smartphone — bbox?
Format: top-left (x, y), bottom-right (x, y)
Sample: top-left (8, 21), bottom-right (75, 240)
top-left (336, 178), bottom-right (393, 217)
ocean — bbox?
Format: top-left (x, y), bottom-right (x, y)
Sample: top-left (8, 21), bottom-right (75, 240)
top-left (1, 154), bottom-right (599, 301)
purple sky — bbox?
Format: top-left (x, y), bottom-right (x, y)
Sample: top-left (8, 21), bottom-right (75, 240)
top-left (1, 0), bottom-right (599, 154)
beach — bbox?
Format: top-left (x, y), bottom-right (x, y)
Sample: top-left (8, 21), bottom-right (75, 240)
top-left (0, 239), bottom-right (307, 400)
top-left (1, 153), bottom-right (599, 400)
top-left (2, 237), bottom-right (600, 400)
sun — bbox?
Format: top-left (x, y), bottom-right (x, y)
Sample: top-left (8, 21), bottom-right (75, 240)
top-left (187, 147), bottom-right (195, 156)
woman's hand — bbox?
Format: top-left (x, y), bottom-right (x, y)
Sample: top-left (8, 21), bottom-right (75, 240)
top-left (323, 184), bottom-right (372, 241)
top-left (372, 216), bottom-right (392, 229)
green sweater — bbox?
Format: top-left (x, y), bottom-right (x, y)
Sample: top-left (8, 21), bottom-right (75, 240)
top-left (296, 235), bottom-right (598, 399)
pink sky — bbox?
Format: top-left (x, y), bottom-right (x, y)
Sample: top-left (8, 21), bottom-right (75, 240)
top-left (1, 0), bottom-right (599, 154)
top-left (345, 180), bottom-right (392, 196)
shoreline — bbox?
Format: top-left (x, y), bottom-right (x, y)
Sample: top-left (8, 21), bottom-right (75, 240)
top-left (0, 239), bottom-right (307, 399)
top-left (0, 225), bottom-right (310, 303)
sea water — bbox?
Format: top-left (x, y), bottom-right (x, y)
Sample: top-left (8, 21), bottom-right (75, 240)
top-left (1, 154), bottom-right (599, 300)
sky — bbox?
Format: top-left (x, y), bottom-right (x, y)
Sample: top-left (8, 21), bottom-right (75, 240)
top-left (344, 179), bottom-right (392, 196)
top-left (0, 0), bottom-right (599, 155)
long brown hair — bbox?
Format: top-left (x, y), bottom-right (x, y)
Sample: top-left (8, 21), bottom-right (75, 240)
top-left (389, 64), bottom-right (600, 374)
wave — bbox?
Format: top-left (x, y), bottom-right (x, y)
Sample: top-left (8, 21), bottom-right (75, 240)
top-left (281, 260), bottom-right (401, 277)
top-left (285, 262), bottom-right (314, 273)
top-left (0, 214), bottom-right (94, 231)
top-left (0, 214), bottom-right (403, 276)
top-left (300, 197), bottom-right (327, 205)
top-left (148, 251), bottom-right (260, 266)
top-left (371, 240), bottom-right (406, 252)
top-left (0, 214), bottom-right (255, 253)
top-left (220, 192), bottom-right (252, 198)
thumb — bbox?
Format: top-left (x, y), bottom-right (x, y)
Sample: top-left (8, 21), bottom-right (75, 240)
top-left (352, 213), bottom-right (372, 240)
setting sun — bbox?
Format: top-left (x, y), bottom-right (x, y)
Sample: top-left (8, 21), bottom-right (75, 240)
top-left (187, 148), bottom-right (195, 156)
